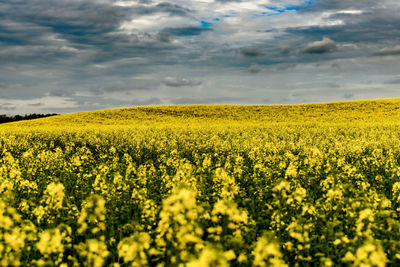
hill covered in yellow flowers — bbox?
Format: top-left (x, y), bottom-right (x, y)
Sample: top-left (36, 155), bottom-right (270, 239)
top-left (2, 98), bottom-right (400, 130)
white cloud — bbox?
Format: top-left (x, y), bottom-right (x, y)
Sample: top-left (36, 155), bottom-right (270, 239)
top-left (302, 37), bottom-right (338, 54)
top-left (337, 10), bottom-right (363, 14)
top-left (119, 15), bottom-right (190, 32)
top-left (373, 45), bottom-right (400, 56)
top-left (162, 76), bottom-right (202, 87)
top-left (0, 97), bottom-right (79, 114)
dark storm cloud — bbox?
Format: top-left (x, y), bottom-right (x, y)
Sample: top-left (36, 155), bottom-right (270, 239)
top-left (49, 89), bottom-right (75, 97)
top-left (114, 2), bottom-right (191, 16)
top-left (214, 0), bottom-right (243, 2)
top-left (343, 93), bottom-right (354, 99)
top-left (327, 82), bottom-right (341, 88)
top-left (87, 79), bottom-right (160, 95)
top-left (0, 1), bottom-right (123, 45)
top-left (286, 16), bottom-right (400, 46)
top-left (147, 2), bottom-right (191, 16)
top-left (286, 0), bottom-right (400, 45)
top-left (0, 0), bottom-right (188, 109)
top-left (156, 32), bottom-right (172, 43)
top-left (296, 0), bottom-right (375, 12)
top-left (281, 47), bottom-right (293, 55)
top-left (240, 47), bottom-right (264, 57)
top-left (275, 63), bottom-right (297, 71)
top-left (384, 78), bottom-right (400, 84)
top-left (104, 79), bottom-right (160, 92)
top-left (248, 64), bottom-right (265, 73)
top-left (0, 1), bottom-right (189, 37)
top-left (0, 20), bottom-right (51, 46)
top-left (0, 83), bottom-right (9, 89)
top-left (0, 0), bottom-right (185, 63)
top-left (301, 37), bottom-right (337, 54)
top-left (162, 27), bottom-right (212, 36)
top-left (163, 77), bottom-right (202, 87)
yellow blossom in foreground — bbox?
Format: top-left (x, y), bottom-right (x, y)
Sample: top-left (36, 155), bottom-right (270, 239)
top-left (187, 246), bottom-right (231, 267)
top-left (253, 235), bottom-right (288, 267)
top-left (37, 228), bottom-right (64, 256)
top-left (76, 239), bottom-right (109, 267)
top-left (353, 241), bottom-right (387, 267)
top-left (43, 182), bottom-right (65, 210)
top-left (118, 232), bottom-right (151, 266)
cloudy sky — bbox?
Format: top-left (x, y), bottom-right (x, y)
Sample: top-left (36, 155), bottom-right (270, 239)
top-left (1, 0), bottom-right (400, 114)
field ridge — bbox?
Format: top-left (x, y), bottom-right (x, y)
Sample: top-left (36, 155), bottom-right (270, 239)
top-left (2, 98), bottom-right (400, 129)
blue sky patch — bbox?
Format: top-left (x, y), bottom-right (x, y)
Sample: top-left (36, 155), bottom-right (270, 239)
top-left (263, 0), bottom-right (316, 16)
top-left (200, 20), bottom-right (214, 28)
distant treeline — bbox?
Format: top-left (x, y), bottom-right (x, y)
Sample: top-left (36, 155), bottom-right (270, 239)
top-left (0, 113), bottom-right (58, 124)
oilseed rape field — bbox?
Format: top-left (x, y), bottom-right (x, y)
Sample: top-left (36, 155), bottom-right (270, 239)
top-left (2, 99), bottom-right (400, 266)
